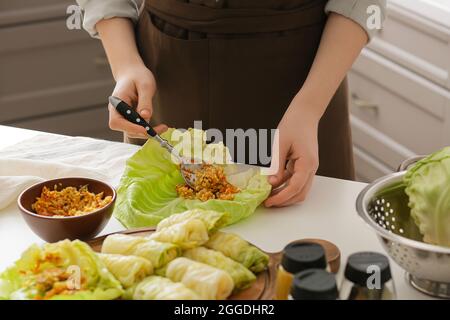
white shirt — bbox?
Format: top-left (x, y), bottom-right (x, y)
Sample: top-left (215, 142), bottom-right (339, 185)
top-left (76, 0), bottom-right (387, 39)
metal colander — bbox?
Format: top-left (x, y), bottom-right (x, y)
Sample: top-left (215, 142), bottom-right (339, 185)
top-left (356, 167), bottom-right (450, 299)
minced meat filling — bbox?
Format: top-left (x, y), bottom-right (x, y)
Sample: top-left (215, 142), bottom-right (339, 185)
top-left (176, 164), bottom-right (239, 201)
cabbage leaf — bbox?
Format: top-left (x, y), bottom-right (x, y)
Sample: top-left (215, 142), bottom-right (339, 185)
top-left (114, 128), bottom-right (271, 228)
top-left (404, 147), bottom-right (450, 247)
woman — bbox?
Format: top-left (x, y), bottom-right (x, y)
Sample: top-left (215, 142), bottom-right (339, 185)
top-left (77, 0), bottom-right (386, 207)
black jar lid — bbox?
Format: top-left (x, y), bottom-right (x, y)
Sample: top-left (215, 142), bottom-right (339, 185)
top-left (290, 269), bottom-right (338, 300)
top-left (344, 252), bottom-right (392, 286)
top-left (281, 242), bottom-right (327, 274)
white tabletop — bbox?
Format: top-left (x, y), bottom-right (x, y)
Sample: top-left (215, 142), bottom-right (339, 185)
top-left (0, 125), bottom-right (432, 300)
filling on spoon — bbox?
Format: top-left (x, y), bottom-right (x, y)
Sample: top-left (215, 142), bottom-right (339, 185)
top-left (176, 164), bottom-right (239, 201)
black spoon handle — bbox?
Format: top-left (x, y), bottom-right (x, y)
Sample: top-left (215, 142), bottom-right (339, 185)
top-left (108, 96), bottom-right (157, 137)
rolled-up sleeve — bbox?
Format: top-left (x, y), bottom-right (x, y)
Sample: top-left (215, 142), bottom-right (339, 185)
top-left (325, 0), bottom-right (387, 40)
top-left (76, 0), bottom-right (142, 38)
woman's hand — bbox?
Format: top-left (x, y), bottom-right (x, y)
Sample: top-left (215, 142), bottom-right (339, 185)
top-left (108, 63), bottom-right (167, 139)
top-left (96, 18), bottom-right (167, 139)
top-left (264, 13), bottom-right (369, 207)
top-left (264, 96), bottom-right (321, 207)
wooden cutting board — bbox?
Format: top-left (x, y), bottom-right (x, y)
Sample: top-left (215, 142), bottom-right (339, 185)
top-left (87, 227), bottom-right (282, 300)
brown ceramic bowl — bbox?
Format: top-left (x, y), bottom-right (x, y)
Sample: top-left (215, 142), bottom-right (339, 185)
top-left (18, 177), bottom-right (116, 243)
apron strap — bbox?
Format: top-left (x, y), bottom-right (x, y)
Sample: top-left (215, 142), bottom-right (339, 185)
top-left (145, 0), bottom-right (327, 34)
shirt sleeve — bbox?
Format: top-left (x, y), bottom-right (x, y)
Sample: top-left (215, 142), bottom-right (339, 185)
top-left (325, 0), bottom-right (387, 40)
top-left (76, 0), bottom-right (143, 38)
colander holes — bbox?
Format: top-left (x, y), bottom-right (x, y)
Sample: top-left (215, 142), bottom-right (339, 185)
top-left (376, 200), bottom-right (380, 205)
top-left (391, 217), bottom-right (396, 222)
top-left (375, 206), bottom-right (379, 211)
top-left (386, 221), bottom-right (390, 226)
top-left (399, 228), bottom-right (404, 234)
top-left (391, 225), bottom-right (395, 230)
top-left (385, 212), bottom-right (389, 217)
top-left (380, 207), bottom-right (384, 212)
top-left (381, 216), bottom-right (385, 221)
top-left (381, 199), bottom-right (385, 204)
top-left (386, 202), bottom-right (390, 208)
top-left (390, 209), bottom-right (394, 214)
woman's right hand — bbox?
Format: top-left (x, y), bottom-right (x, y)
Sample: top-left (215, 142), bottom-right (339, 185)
top-left (108, 63), bottom-right (168, 139)
top-left (96, 17), bottom-right (167, 139)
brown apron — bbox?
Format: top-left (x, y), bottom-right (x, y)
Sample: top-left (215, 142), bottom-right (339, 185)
top-left (129, 0), bottom-right (355, 180)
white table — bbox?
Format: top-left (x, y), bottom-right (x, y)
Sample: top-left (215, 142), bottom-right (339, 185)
top-left (0, 125), bottom-right (432, 300)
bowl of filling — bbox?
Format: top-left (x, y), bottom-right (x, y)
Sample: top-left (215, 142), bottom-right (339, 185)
top-left (18, 177), bottom-right (116, 242)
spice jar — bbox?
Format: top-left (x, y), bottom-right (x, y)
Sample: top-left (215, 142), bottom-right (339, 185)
top-left (290, 269), bottom-right (339, 300)
top-left (275, 241), bottom-right (327, 300)
top-left (340, 252), bottom-right (396, 300)
top-left (300, 238), bottom-right (341, 273)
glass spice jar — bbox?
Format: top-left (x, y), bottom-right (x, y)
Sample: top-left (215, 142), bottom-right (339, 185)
top-left (275, 241), bottom-right (328, 300)
top-left (340, 252), bottom-right (396, 300)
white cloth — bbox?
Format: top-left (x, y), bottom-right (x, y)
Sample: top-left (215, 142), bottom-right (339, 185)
top-left (0, 134), bottom-right (139, 211)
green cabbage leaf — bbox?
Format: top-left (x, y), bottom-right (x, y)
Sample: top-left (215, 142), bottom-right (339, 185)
top-left (404, 147), bottom-right (450, 247)
top-left (114, 128), bottom-right (271, 228)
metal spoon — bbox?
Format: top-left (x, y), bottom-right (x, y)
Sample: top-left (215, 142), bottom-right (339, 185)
top-left (108, 96), bottom-right (201, 188)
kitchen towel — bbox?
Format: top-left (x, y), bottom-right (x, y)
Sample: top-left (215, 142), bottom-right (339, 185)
top-left (0, 134), bottom-right (139, 211)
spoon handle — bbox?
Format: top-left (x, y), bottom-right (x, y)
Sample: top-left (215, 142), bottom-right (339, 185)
top-left (109, 96), bottom-right (157, 137)
top-left (108, 96), bottom-right (181, 161)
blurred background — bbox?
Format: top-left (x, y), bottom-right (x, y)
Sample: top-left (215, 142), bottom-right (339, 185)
top-left (0, 0), bottom-right (449, 182)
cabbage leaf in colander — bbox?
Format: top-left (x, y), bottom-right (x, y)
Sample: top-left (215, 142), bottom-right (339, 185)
top-left (113, 128), bottom-right (271, 228)
top-left (404, 147), bottom-right (450, 247)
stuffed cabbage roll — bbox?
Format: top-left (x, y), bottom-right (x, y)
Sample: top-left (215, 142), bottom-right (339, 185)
top-left (184, 247), bottom-right (256, 290)
top-left (98, 254), bottom-right (153, 288)
top-left (205, 232), bottom-right (269, 273)
top-left (156, 209), bottom-right (230, 233)
top-left (101, 234), bottom-right (179, 269)
top-left (149, 219), bottom-right (209, 249)
top-left (0, 240), bottom-right (122, 300)
top-left (123, 276), bottom-right (199, 300)
top-left (164, 257), bottom-right (234, 300)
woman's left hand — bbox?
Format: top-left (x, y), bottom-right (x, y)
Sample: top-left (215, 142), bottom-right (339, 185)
top-left (263, 13), bottom-right (369, 207)
top-left (264, 96), bottom-right (322, 207)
